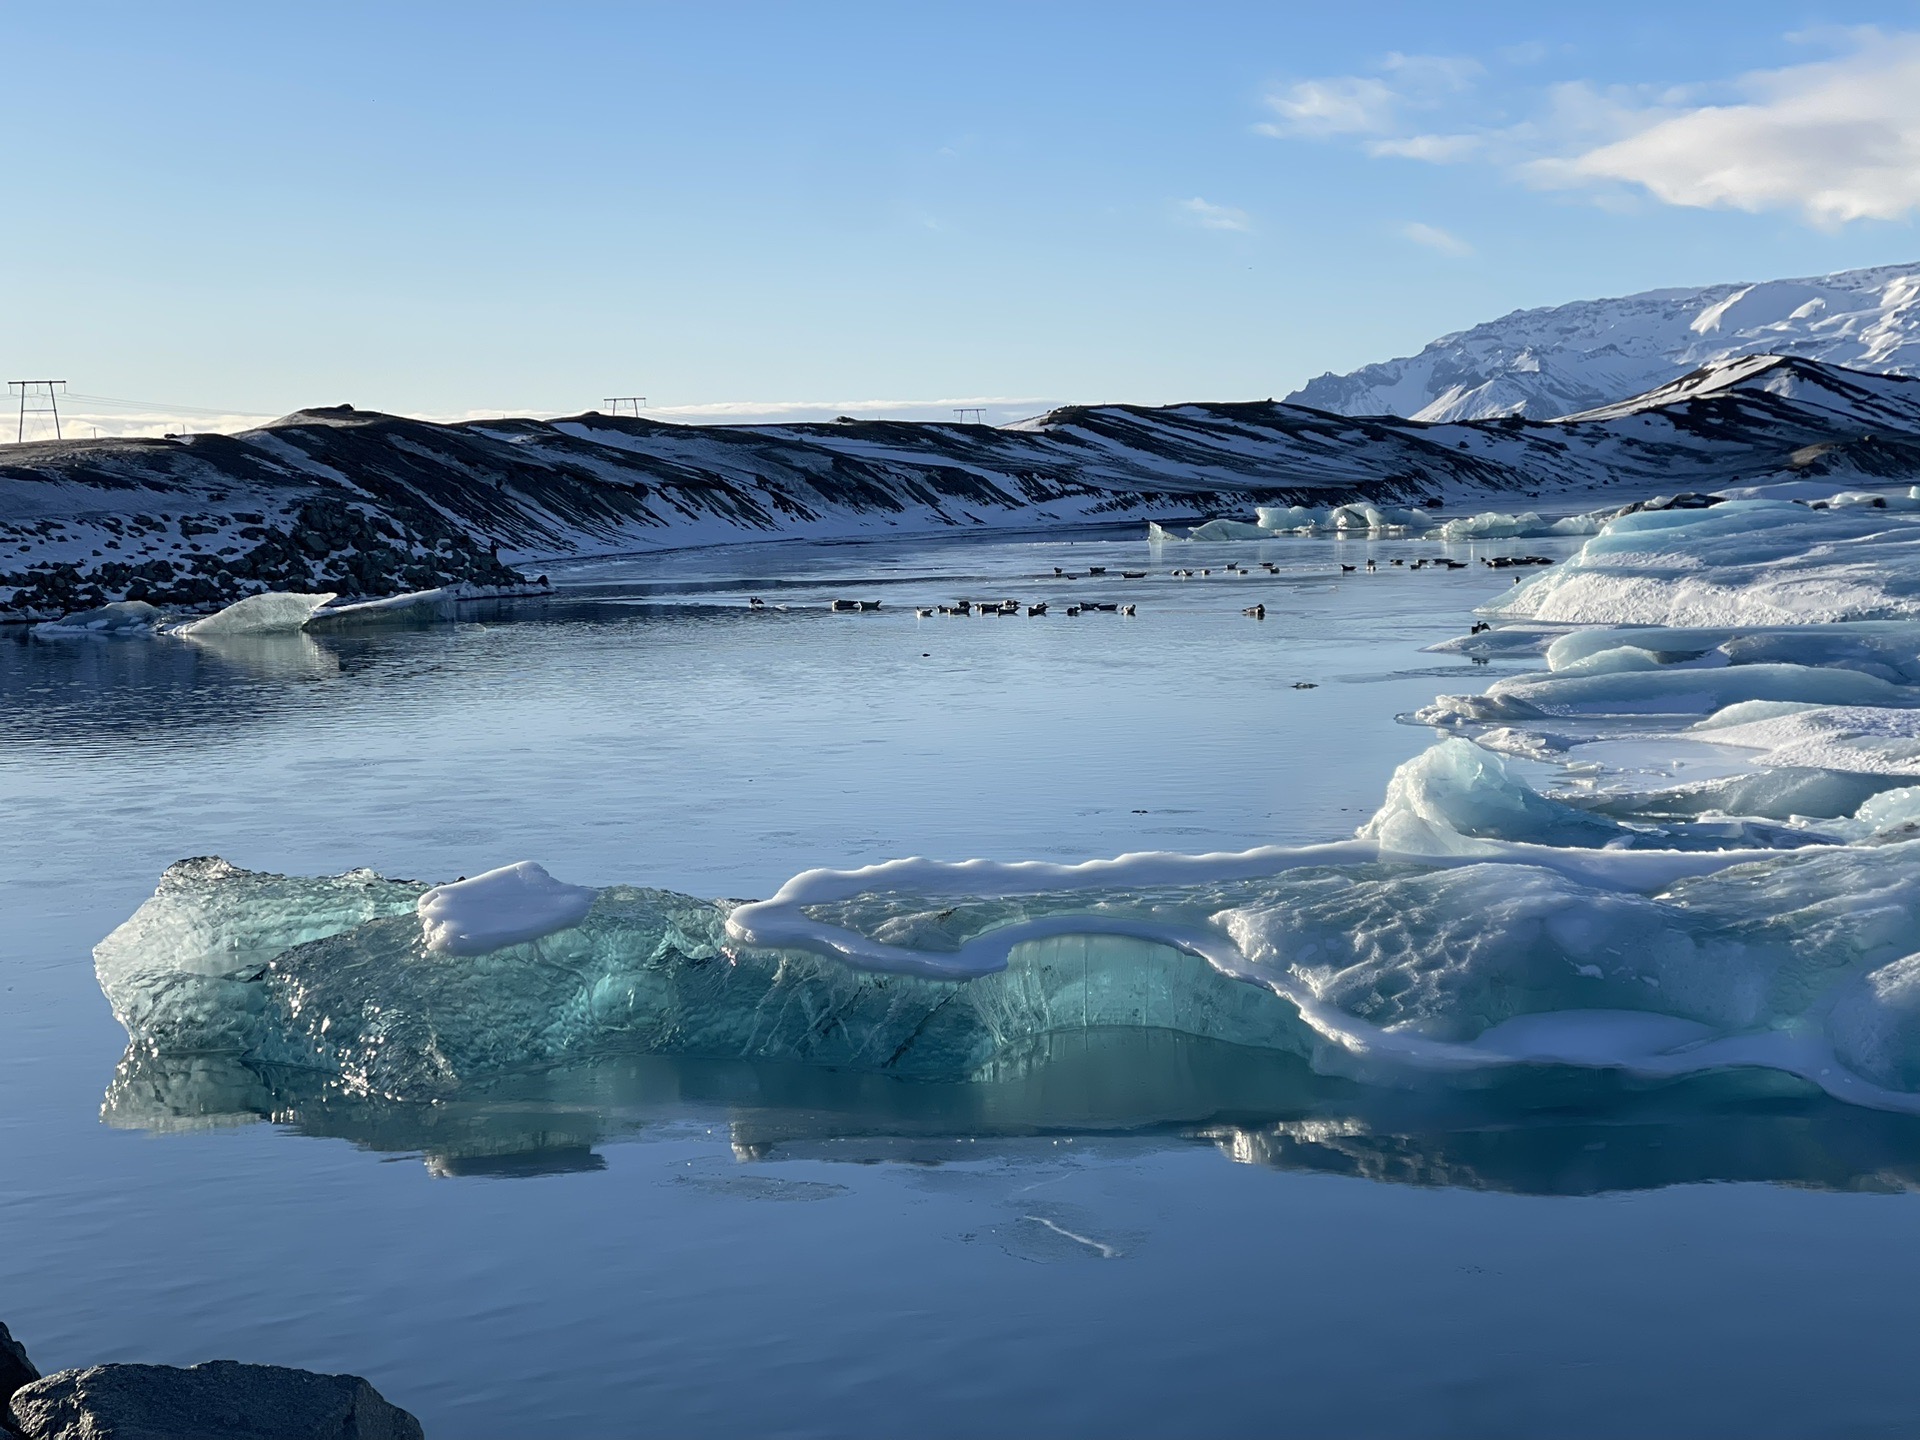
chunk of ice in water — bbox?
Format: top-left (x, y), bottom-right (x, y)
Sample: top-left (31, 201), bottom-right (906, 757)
top-left (32, 600), bottom-right (164, 637)
top-left (170, 591), bottom-right (337, 636)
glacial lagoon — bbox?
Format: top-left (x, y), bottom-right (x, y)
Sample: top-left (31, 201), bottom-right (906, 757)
top-left (10, 517), bottom-right (1920, 1437)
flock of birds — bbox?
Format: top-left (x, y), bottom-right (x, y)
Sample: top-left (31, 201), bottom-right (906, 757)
top-left (739, 552), bottom-right (1559, 618)
top-left (911, 599), bottom-right (1137, 618)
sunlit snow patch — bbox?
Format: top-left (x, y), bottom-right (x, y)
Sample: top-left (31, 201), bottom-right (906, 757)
top-left (416, 862), bottom-right (599, 955)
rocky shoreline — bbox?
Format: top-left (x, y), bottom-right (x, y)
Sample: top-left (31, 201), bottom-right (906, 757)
top-left (1, 1321), bottom-right (423, 1439)
top-left (1, 495), bottom-right (529, 623)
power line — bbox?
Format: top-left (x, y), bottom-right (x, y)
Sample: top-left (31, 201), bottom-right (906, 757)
top-left (602, 396), bottom-right (647, 419)
top-left (61, 391), bottom-right (275, 419)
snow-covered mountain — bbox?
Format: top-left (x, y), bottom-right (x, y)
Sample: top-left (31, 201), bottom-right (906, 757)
top-left (6, 354), bottom-right (1920, 620)
top-left (1288, 262), bottom-right (1920, 422)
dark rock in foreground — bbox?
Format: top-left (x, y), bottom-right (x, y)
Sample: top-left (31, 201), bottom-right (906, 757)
top-left (8, 1361), bottom-right (423, 1440)
top-left (0, 1322), bottom-right (39, 1434)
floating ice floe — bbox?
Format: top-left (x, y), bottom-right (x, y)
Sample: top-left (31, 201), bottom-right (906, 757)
top-left (1152, 503), bottom-right (1432, 542)
top-left (1432, 511), bottom-right (1606, 542)
top-left (1154, 502), bottom-right (1616, 544)
top-left (164, 592), bottom-right (338, 637)
top-left (31, 581), bottom-right (551, 645)
top-left (31, 601), bottom-right (166, 638)
top-left (307, 580), bottom-right (550, 627)
top-left (1253, 502), bottom-right (1431, 534)
top-left (1172, 519), bottom-right (1271, 542)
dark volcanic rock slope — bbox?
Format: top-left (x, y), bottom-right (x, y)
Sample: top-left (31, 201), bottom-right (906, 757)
top-left (3, 355), bottom-right (1917, 618)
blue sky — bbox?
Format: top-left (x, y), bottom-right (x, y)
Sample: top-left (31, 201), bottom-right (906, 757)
top-left (4, 2), bottom-right (1918, 431)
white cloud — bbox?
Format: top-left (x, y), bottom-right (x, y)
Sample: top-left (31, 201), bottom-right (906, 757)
top-left (1531, 33), bottom-right (1920, 227)
top-left (1380, 52), bottom-right (1484, 92)
top-left (1263, 30), bottom-right (1920, 230)
top-left (1366, 133), bottom-right (1481, 162)
top-left (1177, 197), bottom-right (1253, 232)
top-left (1259, 76), bottom-right (1399, 137)
top-left (39, 407), bottom-right (276, 439)
top-left (1258, 53), bottom-right (1480, 138)
top-left (1399, 222), bottom-right (1473, 257)
top-left (1498, 41), bottom-right (1551, 67)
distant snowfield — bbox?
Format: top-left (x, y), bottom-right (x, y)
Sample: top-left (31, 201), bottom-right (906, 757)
top-left (1290, 261), bottom-right (1920, 422)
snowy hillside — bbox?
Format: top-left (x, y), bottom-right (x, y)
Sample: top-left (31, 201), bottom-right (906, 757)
top-left (1289, 262), bottom-right (1920, 422)
top-left (0, 401), bottom-right (1523, 618)
top-left (7, 356), bottom-right (1920, 619)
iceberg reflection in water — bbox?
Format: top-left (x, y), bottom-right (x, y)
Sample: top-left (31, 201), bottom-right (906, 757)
top-left (102, 1037), bottom-right (1920, 1195)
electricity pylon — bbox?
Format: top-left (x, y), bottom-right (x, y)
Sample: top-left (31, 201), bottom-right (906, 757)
top-left (9, 380), bottom-right (66, 442)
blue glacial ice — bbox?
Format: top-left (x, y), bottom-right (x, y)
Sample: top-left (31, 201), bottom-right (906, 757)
top-left (94, 498), bottom-right (1920, 1112)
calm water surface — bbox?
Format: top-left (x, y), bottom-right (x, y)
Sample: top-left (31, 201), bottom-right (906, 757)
top-left (5, 529), bottom-right (1918, 1437)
